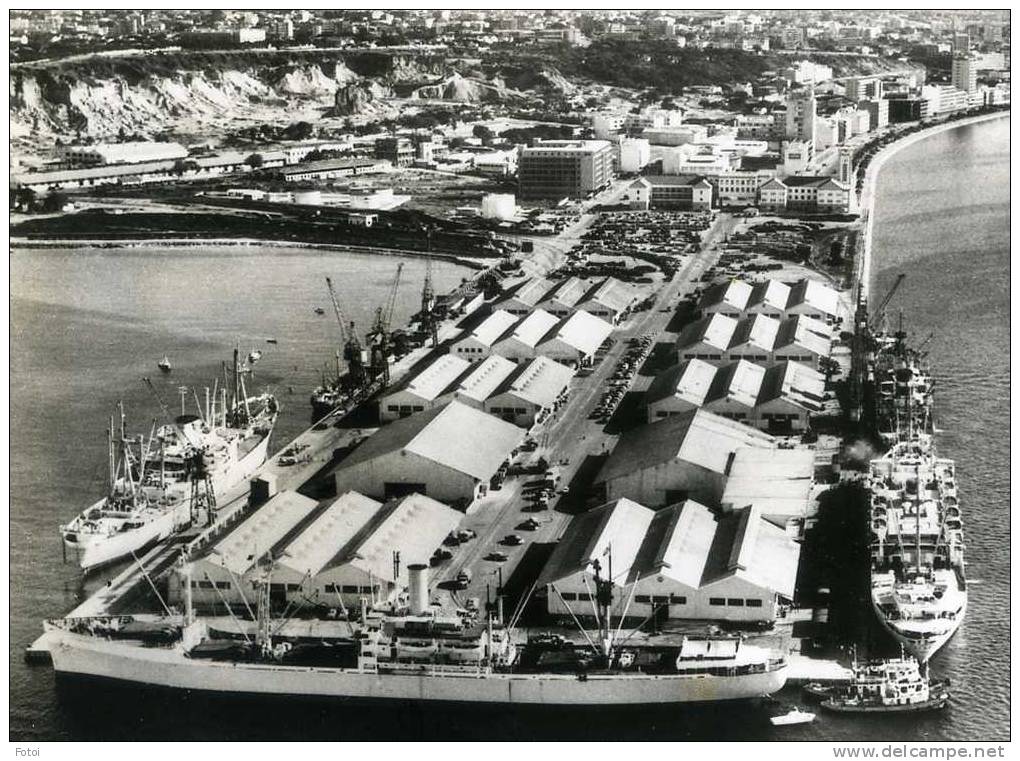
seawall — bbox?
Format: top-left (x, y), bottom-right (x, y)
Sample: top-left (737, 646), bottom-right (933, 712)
top-left (855, 110), bottom-right (1009, 303)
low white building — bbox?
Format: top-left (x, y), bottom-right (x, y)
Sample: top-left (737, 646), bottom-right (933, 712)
top-left (645, 358), bottom-right (718, 422)
top-left (536, 310), bottom-right (614, 367)
top-left (492, 309), bottom-right (560, 363)
top-left (539, 277), bottom-right (590, 318)
top-left (274, 491), bottom-right (461, 610)
top-left (377, 354), bottom-right (472, 422)
top-left (541, 498), bottom-right (800, 624)
top-left (576, 277), bottom-right (638, 324)
top-left (63, 141), bottom-right (189, 167)
top-left (450, 309), bottom-right (519, 361)
top-left (481, 193), bottom-right (517, 220)
top-left (171, 490), bottom-right (321, 609)
top-left (333, 401), bottom-right (524, 504)
top-left (483, 356), bottom-right (575, 427)
top-left (497, 278), bottom-right (556, 316)
top-left (451, 355), bottom-right (519, 410)
top-left (596, 408), bottom-right (776, 507)
top-left (720, 448), bottom-right (815, 528)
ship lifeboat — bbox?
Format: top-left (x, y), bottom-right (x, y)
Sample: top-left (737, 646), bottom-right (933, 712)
top-left (945, 506), bottom-right (961, 518)
top-left (395, 638), bottom-right (438, 661)
top-left (872, 518), bottom-right (887, 531)
top-left (872, 505), bottom-right (888, 518)
top-left (443, 640), bottom-right (485, 664)
top-left (945, 518), bottom-right (963, 531)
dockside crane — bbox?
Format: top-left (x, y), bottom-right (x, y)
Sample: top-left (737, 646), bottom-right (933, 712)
top-left (868, 273), bottom-right (906, 336)
top-left (325, 277), bottom-right (366, 390)
top-left (421, 257), bottom-right (438, 348)
top-left (368, 262), bottom-right (404, 385)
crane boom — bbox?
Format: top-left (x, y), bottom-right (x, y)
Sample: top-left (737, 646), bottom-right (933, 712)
top-left (383, 262), bottom-right (404, 333)
top-left (142, 377), bottom-right (173, 421)
top-left (869, 273), bottom-right (906, 330)
top-left (325, 277), bottom-right (349, 344)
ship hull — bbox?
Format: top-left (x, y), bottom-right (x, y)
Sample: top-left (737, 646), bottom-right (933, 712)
top-left (64, 429), bottom-right (272, 574)
top-left (870, 595), bottom-right (966, 662)
top-left (49, 633), bottom-right (787, 706)
top-left (66, 503), bottom-right (189, 574)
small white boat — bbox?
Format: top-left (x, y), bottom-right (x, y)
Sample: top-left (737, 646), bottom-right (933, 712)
top-left (157, 355), bottom-right (172, 372)
top-left (248, 349), bottom-right (263, 364)
top-left (770, 708), bottom-right (816, 726)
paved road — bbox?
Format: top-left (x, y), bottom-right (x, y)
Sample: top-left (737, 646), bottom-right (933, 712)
top-left (437, 212), bottom-right (740, 615)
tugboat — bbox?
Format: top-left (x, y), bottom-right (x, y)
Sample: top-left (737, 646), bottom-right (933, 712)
top-left (821, 654), bottom-right (949, 714)
top-left (157, 355), bottom-right (172, 373)
top-left (770, 707), bottom-right (816, 726)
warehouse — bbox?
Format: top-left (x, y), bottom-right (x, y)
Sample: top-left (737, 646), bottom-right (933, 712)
top-left (274, 491), bottom-right (461, 610)
top-left (492, 309), bottom-right (560, 362)
top-left (773, 315), bottom-right (832, 367)
top-left (699, 280), bottom-right (753, 318)
top-left (333, 401), bottom-right (524, 505)
top-left (536, 310), bottom-right (614, 367)
top-left (377, 354), bottom-right (471, 422)
top-left (450, 309), bottom-right (519, 361)
top-left (786, 278), bottom-right (843, 324)
top-left (539, 498), bottom-right (656, 620)
top-left (645, 358), bottom-right (718, 422)
top-left (726, 315), bottom-right (781, 363)
top-left (538, 277), bottom-right (590, 318)
top-left (451, 355), bottom-right (519, 410)
top-left (745, 280), bottom-right (792, 318)
top-left (483, 356), bottom-right (575, 427)
top-left (172, 490), bottom-right (321, 609)
top-left (596, 408), bottom-right (776, 507)
top-left (63, 141), bottom-right (189, 167)
top-left (629, 501), bottom-right (799, 623)
top-left (721, 448), bottom-right (815, 527)
top-left (575, 277), bottom-right (637, 324)
top-left (277, 158), bottom-right (388, 182)
top-left (647, 359), bottom-right (826, 431)
top-left (676, 314), bottom-right (738, 364)
top-left (541, 498), bottom-right (800, 624)
top-left (754, 361), bottom-right (826, 432)
top-left (497, 278), bottom-right (556, 316)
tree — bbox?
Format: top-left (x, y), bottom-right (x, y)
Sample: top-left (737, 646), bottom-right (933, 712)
top-left (12, 187), bottom-right (37, 212)
top-left (245, 153), bottom-right (264, 170)
top-left (40, 190), bottom-right (69, 213)
top-left (283, 121), bottom-right (315, 141)
top-left (472, 124), bottom-right (495, 144)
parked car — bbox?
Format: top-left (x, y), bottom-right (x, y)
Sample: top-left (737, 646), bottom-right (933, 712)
top-left (501, 534), bottom-right (524, 546)
top-left (485, 552), bottom-right (509, 563)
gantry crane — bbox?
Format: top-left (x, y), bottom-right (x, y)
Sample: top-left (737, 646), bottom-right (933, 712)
top-left (868, 273), bottom-right (906, 334)
top-left (326, 277), bottom-right (366, 390)
top-left (368, 263), bottom-right (404, 385)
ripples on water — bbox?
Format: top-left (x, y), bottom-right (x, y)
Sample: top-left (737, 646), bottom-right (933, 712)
top-left (8, 118), bottom-right (1011, 740)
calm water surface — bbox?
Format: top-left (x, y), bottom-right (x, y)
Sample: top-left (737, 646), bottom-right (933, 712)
top-left (9, 117), bottom-right (1009, 740)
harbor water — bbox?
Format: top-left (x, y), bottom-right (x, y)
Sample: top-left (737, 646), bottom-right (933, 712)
top-left (9, 116), bottom-right (1009, 740)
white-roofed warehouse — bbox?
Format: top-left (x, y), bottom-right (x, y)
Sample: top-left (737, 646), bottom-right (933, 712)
top-left (333, 401), bottom-right (525, 505)
top-left (540, 498), bottom-right (800, 624)
top-left (536, 310), bottom-right (614, 367)
top-left (492, 309), bottom-right (560, 362)
top-left (170, 490), bottom-right (320, 609)
top-left (274, 491), bottom-right (461, 609)
top-left (450, 309), bottom-right (518, 362)
top-left (377, 354), bottom-right (471, 422)
top-left (483, 356), bottom-right (575, 427)
top-left (596, 408), bottom-right (776, 507)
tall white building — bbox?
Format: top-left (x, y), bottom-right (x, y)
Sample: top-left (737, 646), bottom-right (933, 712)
top-left (785, 88), bottom-right (817, 147)
top-left (951, 55), bottom-right (978, 95)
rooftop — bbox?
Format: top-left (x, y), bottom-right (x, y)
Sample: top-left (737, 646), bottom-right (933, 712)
top-left (400, 354), bottom-right (472, 402)
top-left (504, 309), bottom-right (560, 349)
top-left (538, 498), bottom-right (656, 587)
top-left (579, 277), bottom-right (637, 314)
top-left (465, 309), bottom-right (520, 348)
top-left (500, 277), bottom-right (556, 309)
top-left (454, 355), bottom-right (518, 403)
top-left (278, 158), bottom-right (384, 177)
top-left (275, 491), bottom-right (383, 578)
top-left (677, 313), bottom-right (738, 352)
top-left (546, 310), bottom-right (614, 356)
top-left (335, 401), bottom-right (523, 482)
top-left (645, 359), bottom-right (718, 408)
top-left (721, 448), bottom-right (815, 524)
top-left (597, 408), bottom-right (776, 485)
top-left (502, 355), bottom-right (575, 408)
top-left (208, 491), bottom-right (320, 576)
top-left (706, 360), bottom-right (767, 408)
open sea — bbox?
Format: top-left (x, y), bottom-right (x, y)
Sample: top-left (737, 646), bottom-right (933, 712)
top-left (8, 116), bottom-right (1009, 741)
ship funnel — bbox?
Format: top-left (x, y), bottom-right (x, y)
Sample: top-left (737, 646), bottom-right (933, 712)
top-left (408, 563), bottom-right (429, 616)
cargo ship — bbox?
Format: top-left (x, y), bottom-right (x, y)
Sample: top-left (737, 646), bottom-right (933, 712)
top-left (44, 561), bottom-right (787, 706)
top-left (868, 438), bottom-right (966, 662)
top-left (60, 350), bottom-right (279, 574)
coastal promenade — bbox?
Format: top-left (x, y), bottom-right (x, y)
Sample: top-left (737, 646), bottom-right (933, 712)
top-left (854, 110), bottom-right (1010, 303)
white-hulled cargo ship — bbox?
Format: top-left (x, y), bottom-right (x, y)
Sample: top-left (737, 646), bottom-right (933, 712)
top-left (44, 560), bottom-right (787, 706)
top-left (60, 350), bottom-right (278, 574)
top-left (868, 438), bottom-right (966, 662)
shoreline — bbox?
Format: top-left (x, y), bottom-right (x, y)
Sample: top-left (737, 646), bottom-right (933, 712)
top-left (9, 236), bottom-right (488, 271)
top-left (854, 110), bottom-right (1009, 303)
